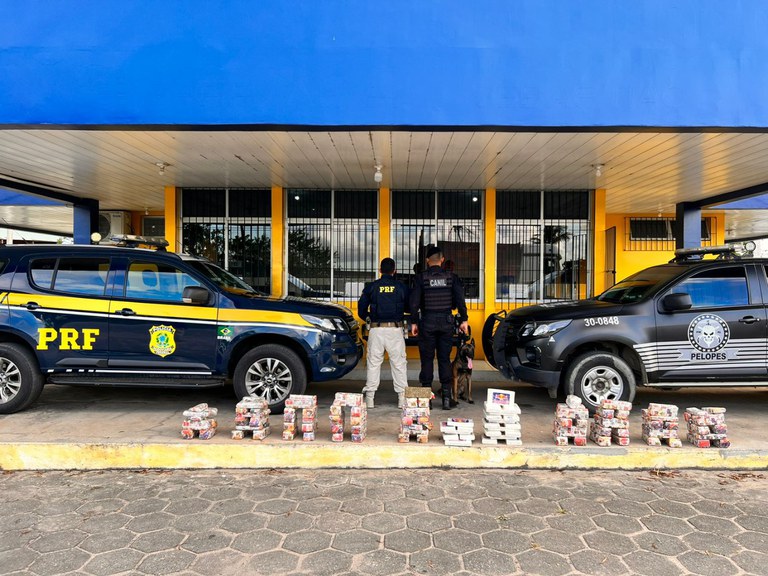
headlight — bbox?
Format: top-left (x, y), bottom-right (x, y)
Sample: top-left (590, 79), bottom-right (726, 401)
top-left (302, 314), bottom-right (348, 332)
top-left (521, 320), bottom-right (572, 337)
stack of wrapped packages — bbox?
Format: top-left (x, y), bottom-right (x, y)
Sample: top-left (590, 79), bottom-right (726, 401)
top-left (641, 403), bottom-right (682, 448)
top-left (181, 403), bottom-right (218, 440)
top-left (553, 395), bottom-right (589, 446)
top-left (684, 407), bottom-right (730, 448)
top-left (481, 388), bottom-right (522, 445)
top-left (589, 399), bottom-right (632, 447)
top-left (398, 387), bottom-right (433, 443)
top-left (283, 394), bottom-right (318, 441)
top-left (440, 418), bottom-right (475, 447)
top-left (329, 392), bottom-right (367, 442)
top-left (231, 396), bottom-right (271, 440)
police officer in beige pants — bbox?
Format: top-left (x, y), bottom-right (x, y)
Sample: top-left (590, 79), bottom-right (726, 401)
top-left (358, 258), bottom-right (410, 408)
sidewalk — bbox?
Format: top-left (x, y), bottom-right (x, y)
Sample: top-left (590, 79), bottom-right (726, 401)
top-left (1, 361), bottom-right (767, 471)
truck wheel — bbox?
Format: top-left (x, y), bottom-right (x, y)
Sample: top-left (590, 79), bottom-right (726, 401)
top-left (0, 343), bottom-right (45, 414)
top-left (233, 345), bottom-right (307, 412)
top-left (564, 352), bottom-right (635, 412)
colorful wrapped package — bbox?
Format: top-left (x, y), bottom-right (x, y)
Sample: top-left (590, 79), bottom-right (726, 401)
top-left (685, 407), bottom-right (730, 448)
top-left (398, 387), bottom-right (433, 443)
top-left (232, 396), bottom-right (272, 440)
top-left (641, 403), bottom-right (681, 448)
top-left (589, 399), bottom-right (632, 447)
top-left (481, 388), bottom-right (522, 446)
top-left (181, 403), bottom-right (218, 440)
top-left (329, 392), bottom-right (367, 442)
top-left (283, 394), bottom-right (318, 441)
top-left (553, 395), bottom-right (589, 446)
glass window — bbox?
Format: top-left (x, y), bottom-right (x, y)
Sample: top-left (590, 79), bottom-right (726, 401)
top-left (142, 217), bottom-right (165, 237)
top-left (52, 258), bottom-right (110, 296)
top-left (287, 189), bottom-right (332, 297)
top-left (228, 223), bottom-right (271, 293)
top-left (126, 261), bottom-right (202, 303)
top-left (625, 217), bottom-right (716, 251)
top-left (182, 188), bottom-right (225, 217)
top-left (29, 258), bottom-right (57, 290)
top-left (286, 189), bottom-right (377, 300)
top-left (392, 189), bottom-right (483, 308)
top-left (672, 267), bottom-right (749, 308)
top-left (496, 190), bottom-right (590, 303)
top-left (182, 223), bottom-right (225, 267)
top-left (181, 188), bottom-right (272, 293)
top-left (333, 190), bottom-right (378, 299)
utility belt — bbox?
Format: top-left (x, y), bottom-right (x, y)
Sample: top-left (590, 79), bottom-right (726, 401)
top-left (370, 321), bottom-right (401, 327)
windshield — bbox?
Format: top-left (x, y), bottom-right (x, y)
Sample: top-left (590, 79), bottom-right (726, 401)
top-left (186, 260), bottom-right (265, 295)
top-left (597, 265), bottom-right (682, 304)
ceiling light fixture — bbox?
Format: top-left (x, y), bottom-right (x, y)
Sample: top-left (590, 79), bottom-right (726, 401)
top-left (374, 165), bottom-right (383, 184)
top-left (155, 161), bottom-right (170, 175)
top-left (592, 163), bottom-right (604, 178)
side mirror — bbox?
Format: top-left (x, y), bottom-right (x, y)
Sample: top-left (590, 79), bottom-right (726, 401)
top-left (182, 286), bottom-right (211, 305)
top-left (661, 292), bottom-right (692, 312)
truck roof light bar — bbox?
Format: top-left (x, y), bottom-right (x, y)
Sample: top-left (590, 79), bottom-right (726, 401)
top-left (670, 241), bottom-right (755, 262)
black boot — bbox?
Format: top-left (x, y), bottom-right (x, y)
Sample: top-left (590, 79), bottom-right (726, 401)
top-left (441, 386), bottom-right (452, 410)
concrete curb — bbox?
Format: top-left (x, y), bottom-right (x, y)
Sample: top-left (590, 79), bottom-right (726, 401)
top-left (2, 442), bottom-right (767, 471)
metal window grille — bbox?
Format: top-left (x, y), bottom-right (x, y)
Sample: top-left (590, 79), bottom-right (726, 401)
top-left (624, 217), bottom-right (715, 251)
top-left (287, 189), bottom-right (378, 300)
top-left (496, 190), bottom-right (591, 304)
top-left (181, 188), bottom-right (272, 292)
top-left (391, 189), bottom-right (484, 309)
top-left (333, 190), bottom-right (378, 300)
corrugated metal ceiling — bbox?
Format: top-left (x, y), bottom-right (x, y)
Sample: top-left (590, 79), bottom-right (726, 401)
top-left (1, 129), bottom-right (767, 238)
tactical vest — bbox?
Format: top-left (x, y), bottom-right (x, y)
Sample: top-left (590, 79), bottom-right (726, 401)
top-left (422, 268), bottom-right (453, 312)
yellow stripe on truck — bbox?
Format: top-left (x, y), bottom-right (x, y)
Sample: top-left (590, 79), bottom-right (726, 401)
top-left (109, 300), bottom-right (218, 321)
top-left (218, 309), bottom-right (312, 326)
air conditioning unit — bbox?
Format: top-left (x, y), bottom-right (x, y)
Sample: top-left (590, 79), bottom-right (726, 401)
top-left (98, 211), bottom-right (132, 239)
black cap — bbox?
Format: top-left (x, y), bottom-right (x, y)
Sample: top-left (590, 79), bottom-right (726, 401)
top-left (426, 246), bottom-right (442, 259)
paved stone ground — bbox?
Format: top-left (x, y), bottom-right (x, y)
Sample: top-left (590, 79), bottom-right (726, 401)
top-left (1, 468), bottom-right (767, 576)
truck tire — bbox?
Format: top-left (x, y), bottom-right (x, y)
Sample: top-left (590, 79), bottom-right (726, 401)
top-left (0, 343), bottom-right (45, 414)
top-left (564, 351), bottom-right (635, 412)
top-left (233, 344), bottom-right (307, 413)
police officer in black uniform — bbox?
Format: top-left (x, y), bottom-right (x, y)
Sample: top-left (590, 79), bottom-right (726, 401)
top-left (409, 246), bottom-right (469, 410)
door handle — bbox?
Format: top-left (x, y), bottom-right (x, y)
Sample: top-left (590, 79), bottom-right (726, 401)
top-left (116, 308), bottom-right (136, 316)
top-left (738, 316), bottom-right (760, 324)
top-left (25, 302), bottom-right (39, 310)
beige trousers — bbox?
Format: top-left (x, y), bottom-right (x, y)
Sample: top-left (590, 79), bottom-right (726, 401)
top-left (362, 327), bottom-right (408, 395)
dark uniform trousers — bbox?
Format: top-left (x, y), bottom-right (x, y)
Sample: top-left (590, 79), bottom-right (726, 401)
top-left (418, 312), bottom-right (455, 388)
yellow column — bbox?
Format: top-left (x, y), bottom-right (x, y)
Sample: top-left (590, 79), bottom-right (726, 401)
top-left (593, 188), bottom-right (607, 295)
top-left (271, 186), bottom-right (285, 297)
top-left (378, 187), bottom-right (390, 262)
top-left (164, 186), bottom-right (178, 253)
top-left (484, 187), bottom-right (497, 313)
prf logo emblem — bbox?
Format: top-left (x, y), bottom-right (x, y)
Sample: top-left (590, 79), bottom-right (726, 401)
top-left (688, 314), bottom-right (730, 353)
top-left (149, 325), bottom-right (176, 357)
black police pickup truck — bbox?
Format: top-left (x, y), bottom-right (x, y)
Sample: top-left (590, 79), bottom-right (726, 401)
top-left (484, 244), bottom-right (767, 411)
top-left (0, 242), bottom-right (362, 414)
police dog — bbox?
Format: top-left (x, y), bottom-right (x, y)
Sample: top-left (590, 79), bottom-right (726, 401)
top-left (452, 337), bottom-right (475, 405)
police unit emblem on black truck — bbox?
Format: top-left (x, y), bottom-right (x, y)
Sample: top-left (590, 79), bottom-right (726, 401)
top-left (688, 314), bottom-right (729, 356)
